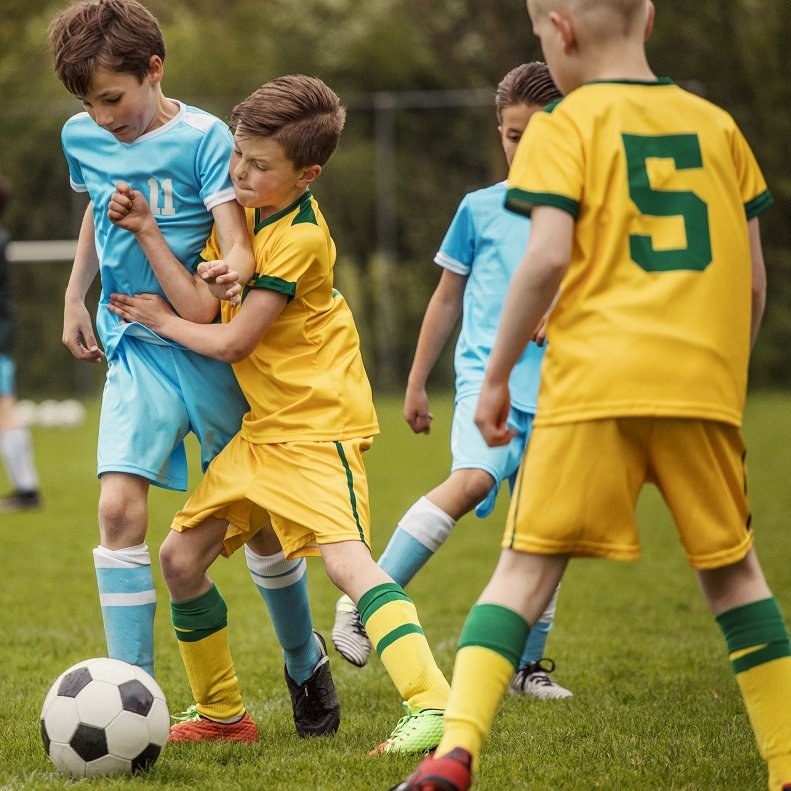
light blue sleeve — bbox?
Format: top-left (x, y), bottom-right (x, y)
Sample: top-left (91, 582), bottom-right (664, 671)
top-left (61, 122), bottom-right (86, 192)
top-left (435, 195), bottom-right (475, 275)
top-left (195, 120), bottom-right (235, 209)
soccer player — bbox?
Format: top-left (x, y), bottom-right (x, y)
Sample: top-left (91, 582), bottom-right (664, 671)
top-left (332, 62), bottom-right (571, 701)
top-left (0, 176), bottom-right (41, 513)
top-left (107, 74), bottom-right (450, 750)
top-left (393, 0), bottom-right (791, 789)
top-left (48, 0), bottom-right (338, 738)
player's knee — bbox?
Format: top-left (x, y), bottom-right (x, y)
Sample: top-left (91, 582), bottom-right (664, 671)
top-left (456, 469), bottom-right (496, 510)
top-left (98, 490), bottom-right (147, 547)
top-left (158, 539), bottom-right (189, 590)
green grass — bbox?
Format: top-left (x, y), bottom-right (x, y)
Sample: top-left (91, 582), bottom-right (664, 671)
top-left (2, 392), bottom-right (791, 790)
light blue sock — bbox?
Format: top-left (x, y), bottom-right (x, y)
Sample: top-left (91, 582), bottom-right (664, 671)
top-left (93, 544), bottom-right (156, 677)
top-left (518, 583), bottom-right (561, 667)
top-left (245, 547), bottom-right (319, 684)
top-left (378, 496), bottom-right (455, 587)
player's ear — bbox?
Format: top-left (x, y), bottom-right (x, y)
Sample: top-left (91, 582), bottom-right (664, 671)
top-left (298, 164), bottom-right (322, 188)
top-left (644, 1), bottom-right (655, 41)
top-left (146, 55), bottom-right (164, 85)
top-left (549, 10), bottom-right (575, 53)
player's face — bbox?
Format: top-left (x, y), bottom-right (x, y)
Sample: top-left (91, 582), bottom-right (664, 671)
top-left (498, 103), bottom-right (543, 168)
top-left (78, 61), bottom-right (165, 143)
top-left (231, 134), bottom-right (313, 214)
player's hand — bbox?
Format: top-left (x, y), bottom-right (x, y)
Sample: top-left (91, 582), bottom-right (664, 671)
top-left (107, 182), bottom-right (155, 234)
top-left (107, 293), bottom-right (175, 334)
top-left (404, 385), bottom-right (433, 434)
top-left (532, 313), bottom-right (549, 347)
top-left (475, 378), bottom-right (515, 447)
top-left (63, 299), bottom-right (104, 363)
top-left (197, 260), bottom-right (244, 306)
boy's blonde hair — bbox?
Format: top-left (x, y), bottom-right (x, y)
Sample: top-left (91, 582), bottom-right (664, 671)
top-left (231, 75), bottom-right (346, 170)
top-left (532, 0), bottom-right (648, 37)
top-left (49, 0), bottom-right (165, 97)
top-left (495, 62), bottom-right (562, 121)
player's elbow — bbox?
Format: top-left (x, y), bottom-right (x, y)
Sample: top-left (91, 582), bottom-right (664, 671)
top-left (220, 337), bottom-right (255, 363)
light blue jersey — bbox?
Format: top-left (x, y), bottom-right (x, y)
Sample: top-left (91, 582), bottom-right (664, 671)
top-left (61, 101), bottom-right (236, 360)
top-left (435, 181), bottom-right (544, 412)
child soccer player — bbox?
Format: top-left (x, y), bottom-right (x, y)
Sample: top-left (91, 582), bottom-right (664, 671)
top-left (0, 176), bottom-right (41, 513)
top-left (394, 0), bottom-right (791, 789)
top-left (107, 74), bottom-right (450, 750)
top-left (332, 62), bottom-right (571, 701)
top-left (49, 0), bottom-right (337, 738)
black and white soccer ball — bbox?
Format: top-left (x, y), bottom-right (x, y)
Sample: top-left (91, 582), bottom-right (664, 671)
top-left (40, 657), bottom-right (169, 777)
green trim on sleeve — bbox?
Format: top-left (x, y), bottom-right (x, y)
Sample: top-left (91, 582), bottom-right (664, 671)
top-left (745, 189), bottom-right (773, 219)
top-left (191, 254), bottom-right (208, 273)
top-left (505, 188), bottom-right (580, 219)
top-left (243, 273), bottom-right (296, 302)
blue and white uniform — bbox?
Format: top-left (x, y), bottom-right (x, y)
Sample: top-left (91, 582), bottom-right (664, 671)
top-left (435, 180), bottom-right (544, 516)
top-left (62, 101), bottom-right (247, 489)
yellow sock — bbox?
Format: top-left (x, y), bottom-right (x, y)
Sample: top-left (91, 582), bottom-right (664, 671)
top-left (717, 598), bottom-right (791, 790)
top-left (171, 584), bottom-right (244, 722)
top-left (434, 604), bottom-right (528, 766)
top-left (359, 583), bottom-right (449, 711)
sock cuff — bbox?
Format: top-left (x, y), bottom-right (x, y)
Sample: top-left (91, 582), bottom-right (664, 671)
top-left (171, 583), bottom-right (227, 636)
top-left (358, 582), bottom-right (410, 626)
top-left (716, 597), bottom-right (790, 654)
top-left (245, 546), bottom-right (305, 580)
top-left (93, 544), bottom-right (151, 567)
top-left (458, 603), bottom-right (529, 667)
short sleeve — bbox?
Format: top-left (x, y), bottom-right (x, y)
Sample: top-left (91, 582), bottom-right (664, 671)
top-left (195, 121), bottom-right (236, 210)
top-left (728, 122), bottom-right (773, 219)
top-left (61, 122), bottom-right (87, 193)
top-left (434, 195), bottom-right (475, 275)
top-left (505, 108), bottom-right (583, 219)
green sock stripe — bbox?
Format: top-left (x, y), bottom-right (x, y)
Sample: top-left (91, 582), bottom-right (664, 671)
top-left (716, 597), bottom-right (789, 654)
top-left (732, 641), bottom-right (791, 674)
top-left (457, 603), bottom-right (529, 667)
top-left (171, 583), bottom-right (227, 641)
top-left (375, 623), bottom-right (425, 655)
top-left (334, 441), bottom-right (366, 542)
top-left (358, 582), bottom-right (410, 626)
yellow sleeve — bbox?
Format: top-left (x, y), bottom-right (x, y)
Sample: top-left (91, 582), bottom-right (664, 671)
top-left (727, 121), bottom-right (773, 218)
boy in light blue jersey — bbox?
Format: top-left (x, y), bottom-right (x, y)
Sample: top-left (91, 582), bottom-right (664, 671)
top-left (48, 0), bottom-right (338, 737)
top-left (333, 63), bottom-right (571, 699)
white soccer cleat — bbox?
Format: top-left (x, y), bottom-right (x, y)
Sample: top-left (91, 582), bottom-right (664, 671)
top-left (331, 595), bottom-right (372, 667)
top-left (508, 658), bottom-right (573, 700)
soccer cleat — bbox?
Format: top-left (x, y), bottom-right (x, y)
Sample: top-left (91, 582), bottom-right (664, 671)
top-left (370, 702), bottom-right (444, 755)
top-left (168, 705), bottom-right (259, 743)
top-left (389, 747), bottom-right (473, 791)
top-left (508, 658), bottom-right (573, 700)
top-left (285, 631), bottom-right (341, 737)
top-left (331, 594), bottom-right (372, 667)
top-left (0, 489), bottom-right (41, 513)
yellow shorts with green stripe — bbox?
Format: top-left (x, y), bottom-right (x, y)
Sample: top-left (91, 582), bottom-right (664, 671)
top-left (504, 417), bottom-right (753, 570)
top-left (171, 433), bottom-right (373, 559)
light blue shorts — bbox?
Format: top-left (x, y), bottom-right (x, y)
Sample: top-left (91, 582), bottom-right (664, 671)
top-left (97, 337), bottom-right (249, 490)
top-left (450, 392), bottom-right (534, 518)
top-left (0, 354), bottom-right (15, 396)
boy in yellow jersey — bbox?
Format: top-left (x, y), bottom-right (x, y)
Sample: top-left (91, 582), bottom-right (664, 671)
top-left (394, 1), bottom-right (791, 790)
top-left (107, 74), bottom-right (450, 752)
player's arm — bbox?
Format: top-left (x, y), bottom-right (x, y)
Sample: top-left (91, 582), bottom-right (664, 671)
top-left (748, 217), bottom-right (766, 349)
top-left (63, 203), bottom-right (104, 362)
top-left (108, 183), bottom-right (239, 323)
top-left (210, 199), bottom-right (255, 292)
top-left (476, 205), bottom-right (573, 446)
top-left (107, 286), bottom-right (287, 363)
top-left (404, 269), bottom-right (467, 434)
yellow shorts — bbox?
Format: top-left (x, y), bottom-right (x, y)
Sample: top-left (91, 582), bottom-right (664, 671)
top-left (504, 418), bottom-right (753, 570)
top-left (171, 434), bottom-right (373, 559)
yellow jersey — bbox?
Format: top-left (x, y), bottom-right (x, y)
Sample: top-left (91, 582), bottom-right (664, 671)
top-left (200, 190), bottom-right (379, 444)
top-left (506, 79), bottom-right (772, 427)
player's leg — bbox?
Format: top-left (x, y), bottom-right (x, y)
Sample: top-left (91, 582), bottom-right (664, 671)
top-left (0, 356), bottom-right (40, 511)
top-left (160, 515), bottom-right (258, 743)
top-left (181, 348), bottom-right (322, 705)
top-left (333, 469), bottom-right (491, 666)
top-left (245, 525), bottom-right (337, 738)
top-left (323, 540), bottom-right (450, 754)
top-left (656, 420), bottom-right (791, 790)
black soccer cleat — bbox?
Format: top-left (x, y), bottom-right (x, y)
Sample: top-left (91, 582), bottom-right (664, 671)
top-left (0, 489), bottom-right (41, 513)
top-left (284, 631), bottom-right (341, 737)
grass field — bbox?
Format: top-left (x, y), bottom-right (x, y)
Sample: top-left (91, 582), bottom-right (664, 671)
top-left (2, 392), bottom-right (791, 790)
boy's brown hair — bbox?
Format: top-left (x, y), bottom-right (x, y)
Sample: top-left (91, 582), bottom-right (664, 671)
top-left (231, 75), bottom-right (346, 170)
top-left (49, 0), bottom-right (165, 98)
top-left (495, 62), bottom-right (561, 121)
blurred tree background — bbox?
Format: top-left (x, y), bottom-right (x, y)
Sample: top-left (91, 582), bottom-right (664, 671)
top-left (0, 0), bottom-right (789, 398)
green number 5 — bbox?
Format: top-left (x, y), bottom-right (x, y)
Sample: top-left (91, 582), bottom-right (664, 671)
top-left (622, 133), bottom-right (712, 272)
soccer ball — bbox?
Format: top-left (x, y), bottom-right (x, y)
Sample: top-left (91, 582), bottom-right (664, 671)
top-left (40, 657), bottom-right (169, 777)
